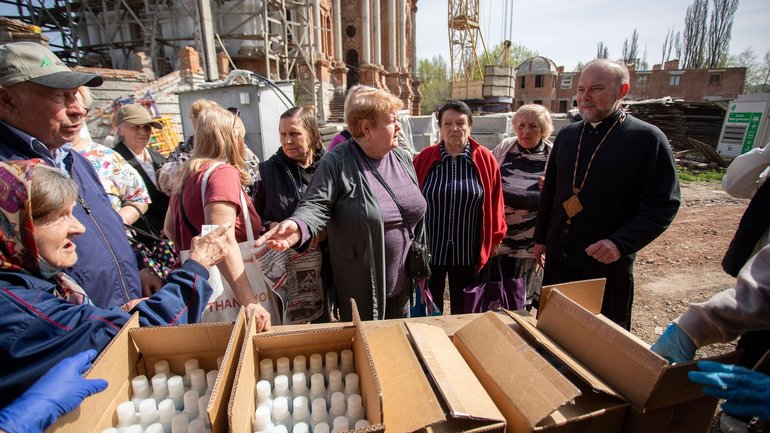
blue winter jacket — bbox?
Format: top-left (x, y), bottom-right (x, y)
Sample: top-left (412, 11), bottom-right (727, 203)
top-left (0, 122), bottom-right (143, 308)
top-left (0, 260), bottom-right (212, 407)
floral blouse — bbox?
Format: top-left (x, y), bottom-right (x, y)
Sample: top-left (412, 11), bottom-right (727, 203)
top-left (76, 141), bottom-right (150, 211)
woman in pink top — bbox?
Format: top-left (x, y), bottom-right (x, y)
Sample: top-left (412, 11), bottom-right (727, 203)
top-left (164, 106), bottom-right (270, 330)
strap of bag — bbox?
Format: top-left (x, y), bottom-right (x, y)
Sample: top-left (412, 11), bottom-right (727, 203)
top-left (356, 144), bottom-right (415, 241)
top-left (197, 162), bottom-right (255, 243)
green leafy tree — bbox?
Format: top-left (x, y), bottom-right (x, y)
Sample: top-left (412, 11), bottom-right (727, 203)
top-left (729, 47), bottom-right (770, 93)
top-left (480, 41), bottom-right (538, 71)
top-left (417, 55), bottom-right (452, 114)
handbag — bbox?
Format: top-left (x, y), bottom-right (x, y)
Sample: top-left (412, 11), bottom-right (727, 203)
top-left (359, 148), bottom-right (431, 280)
top-left (178, 163), bottom-right (280, 323)
top-left (410, 280), bottom-right (441, 317)
top-left (463, 256), bottom-right (525, 313)
top-left (125, 206), bottom-right (179, 280)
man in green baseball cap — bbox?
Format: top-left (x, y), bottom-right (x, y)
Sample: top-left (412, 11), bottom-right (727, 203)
top-left (0, 41), bottom-right (146, 309)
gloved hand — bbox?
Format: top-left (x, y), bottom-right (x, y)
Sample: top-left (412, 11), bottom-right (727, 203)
top-left (0, 350), bottom-right (108, 433)
top-left (689, 360), bottom-right (770, 420)
top-left (650, 323), bottom-right (697, 364)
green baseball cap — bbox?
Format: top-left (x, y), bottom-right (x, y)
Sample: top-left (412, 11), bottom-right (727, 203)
top-left (116, 104), bottom-right (163, 129)
top-left (0, 42), bottom-right (103, 89)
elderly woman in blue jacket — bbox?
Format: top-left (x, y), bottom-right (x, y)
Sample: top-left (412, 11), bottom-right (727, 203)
top-left (0, 160), bottom-right (232, 409)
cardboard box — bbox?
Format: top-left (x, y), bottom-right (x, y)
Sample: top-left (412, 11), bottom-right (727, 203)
top-left (49, 309), bottom-right (248, 433)
top-left (514, 279), bottom-right (739, 433)
top-left (230, 302), bottom-right (392, 433)
top-left (400, 313), bottom-right (625, 433)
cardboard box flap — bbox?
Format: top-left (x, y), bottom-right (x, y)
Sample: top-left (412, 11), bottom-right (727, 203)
top-left (538, 289), bottom-right (666, 410)
top-left (644, 351), bottom-right (742, 410)
top-left (505, 310), bottom-right (620, 399)
top-left (450, 313), bottom-right (578, 427)
top-left (538, 278), bottom-right (606, 318)
top-left (407, 321), bottom-right (506, 423)
top-left (47, 314), bottom-right (141, 433)
top-left (365, 322), bottom-right (446, 431)
top-left (228, 310), bottom-right (260, 433)
top-left (208, 308), bottom-right (247, 433)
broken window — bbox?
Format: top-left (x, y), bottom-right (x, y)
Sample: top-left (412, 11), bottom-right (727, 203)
top-left (709, 73), bottom-right (722, 86)
top-left (535, 74), bottom-right (544, 88)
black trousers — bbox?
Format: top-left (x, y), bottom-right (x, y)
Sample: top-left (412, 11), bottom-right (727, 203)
top-left (428, 264), bottom-right (477, 315)
top-left (543, 256), bottom-right (634, 330)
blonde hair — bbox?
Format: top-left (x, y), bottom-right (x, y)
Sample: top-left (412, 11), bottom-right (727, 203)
top-left (189, 99), bottom-right (219, 124)
top-left (345, 88), bottom-right (403, 138)
top-left (173, 106), bottom-right (251, 192)
top-left (513, 104), bottom-right (554, 141)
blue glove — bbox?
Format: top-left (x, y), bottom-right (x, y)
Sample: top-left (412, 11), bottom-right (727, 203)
top-left (689, 361), bottom-right (770, 420)
top-left (0, 350), bottom-right (108, 433)
top-left (650, 323), bottom-right (697, 364)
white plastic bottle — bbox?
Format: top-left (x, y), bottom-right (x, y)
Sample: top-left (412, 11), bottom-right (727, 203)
top-left (170, 413), bottom-right (189, 433)
top-left (323, 352), bottom-right (339, 382)
top-left (310, 397), bottom-right (328, 430)
top-left (274, 374), bottom-right (292, 400)
top-left (206, 369), bottom-right (218, 393)
top-left (272, 396), bottom-right (293, 432)
top-left (255, 379), bottom-right (273, 410)
top-left (308, 373), bottom-right (326, 404)
top-left (151, 373), bottom-right (169, 404)
top-left (144, 423), bottom-right (164, 433)
top-left (344, 373), bottom-right (359, 398)
top-left (190, 368), bottom-right (207, 397)
top-left (331, 415), bottom-right (349, 433)
top-left (346, 394), bottom-right (364, 427)
top-left (327, 392), bottom-right (346, 422)
top-left (293, 355), bottom-right (308, 383)
top-left (167, 375), bottom-right (185, 411)
top-left (157, 399), bottom-right (176, 433)
top-left (291, 396), bottom-right (310, 426)
top-left (354, 419), bottom-right (371, 428)
top-left (183, 389), bottom-right (200, 420)
top-left (154, 360), bottom-right (171, 378)
top-left (312, 422), bottom-right (330, 433)
top-left (197, 393), bottom-right (211, 429)
top-left (216, 355), bottom-right (224, 369)
top-left (188, 417), bottom-right (207, 433)
top-left (276, 356), bottom-right (291, 378)
top-left (292, 422), bottom-right (310, 433)
top-left (131, 375), bottom-right (151, 410)
top-left (259, 358), bottom-right (276, 385)
top-left (116, 401), bottom-right (137, 428)
top-left (252, 405), bottom-right (274, 433)
top-left (339, 350), bottom-right (354, 378)
top-left (326, 371), bottom-right (343, 402)
top-left (308, 353), bottom-right (323, 380)
top-left (291, 372), bottom-right (309, 402)
top-left (139, 398), bottom-right (159, 429)
top-left (122, 425), bottom-right (142, 433)
top-left (183, 359), bottom-right (200, 388)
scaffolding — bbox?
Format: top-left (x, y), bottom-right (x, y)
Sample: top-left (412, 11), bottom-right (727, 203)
top-left (447, 0), bottom-right (489, 82)
top-left (3, 0), bottom-right (318, 90)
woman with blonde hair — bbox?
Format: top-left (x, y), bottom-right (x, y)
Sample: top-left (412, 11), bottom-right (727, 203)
top-left (491, 103), bottom-right (554, 309)
top-left (256, 88), bottom-right (427, 321)
top-left (165, 106), bottom-right (271, 330)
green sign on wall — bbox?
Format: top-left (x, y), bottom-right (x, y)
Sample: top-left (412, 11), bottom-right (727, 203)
top-left (727, 111), bottom-right (764, 153)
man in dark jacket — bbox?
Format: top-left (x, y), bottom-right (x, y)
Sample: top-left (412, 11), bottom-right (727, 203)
top-left (534, 59), bottom-right (681, 330)
top-left (0, 41), bottom-right (145, 308)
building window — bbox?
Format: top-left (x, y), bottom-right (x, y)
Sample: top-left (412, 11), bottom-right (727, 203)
top-left (519, 76), bottom-right (526, 88)
top-left (709, 73), bottom-right (722, 86)
top-left (561, 75), bottom-right (572, 89)
top-left (553, 76), bottom-right (557, 88)
top-left (637, 75), bottom-right (648, 85)
top-left (345, 25), bottom-right (357, 38)
top-left (559, 100), bottom-right (568, 113)
top-left (669, 74), bottom-right (681, 86)
top-left (535, 74), bottom-right (544, 88)
top-left (534, 99), bottom-right (543, 105)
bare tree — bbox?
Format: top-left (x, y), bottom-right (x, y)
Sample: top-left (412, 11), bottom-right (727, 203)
top-left (597, 42), bottom-right (609, 59)
top-left (705, 0), bottom-right (739, 68)
top-left (682, 0), bottom-right (708, 69)
top-left (621, 28), bottom-right (640, 67)
top-left (661, 27), bottom-right (675, 66)
top-left (675, 31), bottom-right (682, 62)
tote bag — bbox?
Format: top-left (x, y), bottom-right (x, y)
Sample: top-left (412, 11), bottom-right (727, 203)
top-left (180, 163), bottom-right (281, 323)
top-left (463, 256), bottom-right (525, 313)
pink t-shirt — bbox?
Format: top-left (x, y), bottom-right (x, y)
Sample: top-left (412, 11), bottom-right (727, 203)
top-left (170, 162), bottom-right (262, 250)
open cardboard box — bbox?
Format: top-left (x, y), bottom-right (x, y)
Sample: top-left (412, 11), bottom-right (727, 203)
top-left (511, 279), bottom-right (740, 433)
top-left (397, 312), bottom-right (626, 433)
top-left (49, 309), bottom-right (248, 433)
top-left (230, 300), bottom-right (391, 433)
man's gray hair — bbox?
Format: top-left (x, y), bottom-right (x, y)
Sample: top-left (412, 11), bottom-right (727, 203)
top-left (585, 59), bottom-right (630, 90)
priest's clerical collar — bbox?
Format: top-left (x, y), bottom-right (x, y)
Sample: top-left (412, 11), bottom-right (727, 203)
top-left (588, 109), bottom-right (624, 130)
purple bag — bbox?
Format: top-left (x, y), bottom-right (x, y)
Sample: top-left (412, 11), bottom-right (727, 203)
top-left (463, 257), bottom-right (525, 313)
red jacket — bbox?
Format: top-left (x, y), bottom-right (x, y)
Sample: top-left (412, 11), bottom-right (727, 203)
top-left (413, 138), bottom-right (506, 271)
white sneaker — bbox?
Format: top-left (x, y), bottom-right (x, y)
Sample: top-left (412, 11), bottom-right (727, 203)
top-left (720, 413), bottom-right (749, 433)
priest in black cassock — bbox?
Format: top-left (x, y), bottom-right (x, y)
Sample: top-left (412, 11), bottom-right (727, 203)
top-left (533, 59), bottom-right (681, 330)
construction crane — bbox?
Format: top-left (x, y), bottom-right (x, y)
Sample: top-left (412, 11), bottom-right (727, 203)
top-left (448, 0), bottom-right (490, 82)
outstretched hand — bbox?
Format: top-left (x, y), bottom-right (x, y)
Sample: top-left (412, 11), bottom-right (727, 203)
top-left (0, 350), bottom-right (108, 433)
top-left (254, 219), bottom-right (301, 252)
top-left (189, 221), bottom-right (231, 268)
top-left (650, 323), bottom-right (697, 364)
top-left (689, 361), bottom-right (770, 420)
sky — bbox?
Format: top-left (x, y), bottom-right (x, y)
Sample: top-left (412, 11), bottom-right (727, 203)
top-left (416, 0), bottom-right (770, 71)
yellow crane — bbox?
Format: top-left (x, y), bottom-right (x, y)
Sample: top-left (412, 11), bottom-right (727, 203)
top-left (448, 0), bottom-right (490, 83)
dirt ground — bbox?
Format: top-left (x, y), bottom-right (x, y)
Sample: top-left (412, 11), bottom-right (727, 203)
top-left (632, 181), bottom-right (749, 358)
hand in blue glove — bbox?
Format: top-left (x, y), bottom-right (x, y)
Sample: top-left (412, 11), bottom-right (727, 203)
top-left (689, 360), bottom-right (770, 421)
top-left (650, 323), bottom-right (697, 364)
top-left (0, 350), bottom-right (108, 433)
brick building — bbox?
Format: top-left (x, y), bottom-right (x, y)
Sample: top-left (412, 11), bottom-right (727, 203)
top-left (515, 57), bottom-right (746, 114)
